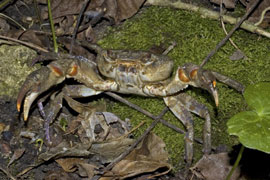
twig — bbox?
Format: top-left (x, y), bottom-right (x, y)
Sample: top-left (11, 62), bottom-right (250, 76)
top-left (199, 0), bottom-right (261, 68)
top-left (0, 35), bottom-right (49, 52)
top-left (146, 0), bottom-right (262, 67)
top-left (0, 13), bottom-right (26, 31)
top-left (91, 107), bottom-right (169, 180)
top-left (146, 0), bottom-right (269, 38)
top-left (219, 1), bottom-right (239, 51)
top-left (70, 0), bottom-right (90, 54)
top-left (121, 121), bottom-right (146, 139)
top-left (254, 6), bottom-right (270, 26)
top-left (105, 92), bottom-right (204, 145)
top-left (162, 41), bottom-right (176, 55)
top-left (0, 165), bottom-right (17, 180)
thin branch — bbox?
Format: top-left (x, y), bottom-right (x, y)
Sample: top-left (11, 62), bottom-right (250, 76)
top-left (70, 0), bottom-right (90, 54)
top-left (254, 6), bottom-right (270, 26)
top-left (0, 13), bottom-right (26, 31)
top-left (0, 35), bottom-right (49, 52)
top-left (145, 0), bottom-right (265, 67)
top-left (0, 165), bottom-right (16, 180)
top-left (220, 1), bottom-right (239, 50)
top-left (146, 0), bottom-right (269, 38)
top-left (105, 92), bottom-right (205, 145)
top-left (199, 0), bottom-right (261, 67)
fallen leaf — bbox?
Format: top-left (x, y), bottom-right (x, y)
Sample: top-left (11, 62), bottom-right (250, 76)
top-left (230, 49), bottom-right (246, 60)
top-left (191, 153), bottom-right (240, 180)
top-left (56, 158), bottom-right (85, 172)
top-left (77, 162), bottom-right (98, 178)
top-left (8, 148), bottom-right (25, 167)
top-left (44, 170), bottom-right (72, 180)
top-left (0, 123), bottom-right (5, 134)
top-left (102, 133), bottom-right (171, 179)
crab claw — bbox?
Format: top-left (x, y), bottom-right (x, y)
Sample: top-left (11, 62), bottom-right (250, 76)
top-left (17, 64), bottom-right (66, 121)
top-left (197, 70), bottom-right (219, 107)
top-left (209, 82), bottom-right (219, 107)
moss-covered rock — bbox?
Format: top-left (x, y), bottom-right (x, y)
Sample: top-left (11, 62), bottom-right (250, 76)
top-left (0, 44), bottom-right (38, 97)
top-left (99, 6), bottom-right (270, 168)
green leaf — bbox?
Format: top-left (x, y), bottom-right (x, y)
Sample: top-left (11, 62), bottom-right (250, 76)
top-left (244, 82), bottom-right (270, 116)
top-left (227, 82), bottom-right (270, 153)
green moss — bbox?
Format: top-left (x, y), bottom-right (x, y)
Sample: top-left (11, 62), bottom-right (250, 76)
top-left (0, 44), bottom-right (38, 97)
top-left (100, 6), bottom-right (270, 168)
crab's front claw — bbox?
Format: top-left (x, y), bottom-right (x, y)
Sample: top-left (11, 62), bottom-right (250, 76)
top-left (17, 64), bottom-right (66, 121)
top-left (208, 82), bottom-right (219, 107)
top-left (196, 70), bottom-right (219, 107)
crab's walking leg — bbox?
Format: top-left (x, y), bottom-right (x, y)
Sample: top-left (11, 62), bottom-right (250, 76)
top-left (63, 85), bottom-right (103, 98)
top-left (42, 92), bottom-right (63, 143)
top-left (44, 85), bottom-right (102, 143)
top-left (173, 93), bottom-right (211, 154)
top-left (164, 95), bottom-right (194, 165)
top-left (164, 93), bottom-right (212, 164)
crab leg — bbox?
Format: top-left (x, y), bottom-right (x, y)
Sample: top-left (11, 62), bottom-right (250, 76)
top-left (44, 92), bottom-right (64, 143)
top-left (164, 95), bottom-right (194, 165)
top-left (164, 92), bottom-right (212, 164)
top-left (176, 93), bottom-right (211, 154)
top-left (63, 85), bottom-right (102, 98)
top-left (44, 85), bottom-right (102, 143)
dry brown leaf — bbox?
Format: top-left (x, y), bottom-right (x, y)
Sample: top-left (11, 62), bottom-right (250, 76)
top-left (38, 141), bottom-right (92, 162)
top-left (230, 49), bottom-right (246, 61)
top-left (0, 122), bottom-right (5, 134)
top-left (2, 29), bottom-right (48, 49)
top-left (191, 153), bottom-right (240, 180)
top-left (41, 0), bottom-right (84, 20)
top-left (44, 170), bottom-right (72, 180)
top-left (56, 158), bottom-right (98, 178)
top-left (41, 0), bottom-right (145, 23)
top-left (56, 158), bottom-right (85, 172)
top-left (90, 137), bottom-right (134, 164)
top-left (77, 162), bottom-right (98, 178)
top-left (102, 133), bottom-right (171, 179)
top-left (38, 137), bottom-right (134, 165)
top-left (0, 141), bottom-right (12, 157)
top-left (8, 148), bottom-right (25, 167)
top-left (86, 0), bottom-right (146, 23)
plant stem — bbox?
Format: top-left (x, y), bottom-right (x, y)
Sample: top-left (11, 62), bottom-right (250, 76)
top-left (226, 145), bottom-right (245, 180)
top-left (0, 0), bottom-right (12, 10)
top-left (47, 0), bottom-right (58, 53)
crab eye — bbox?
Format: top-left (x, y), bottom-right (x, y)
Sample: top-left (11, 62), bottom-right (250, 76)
top-left (178, 69), bottom-right (190, 82)
top-left (49, 64), bottom-right (63, 77)
top-left (212, 80), bottom-right (216, 88)
top-left (68, 64), bottom-right (78, 76)
top-left (190, 69), bottom-right (198, 80)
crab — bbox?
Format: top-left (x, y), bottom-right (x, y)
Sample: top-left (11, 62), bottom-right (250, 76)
top-left (17, 43), bottom-right (244, 165)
